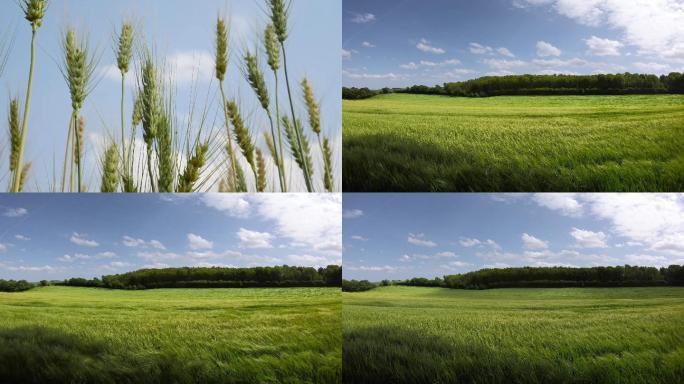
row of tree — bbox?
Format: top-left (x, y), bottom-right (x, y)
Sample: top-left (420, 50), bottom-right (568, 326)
top-left (343, 73), bottom-right (684, 99)
top-left (60, 265), bottom-right (342, 290)
top-left (444, 265), bottom-right (684, 289)
top-left (342, 280), bottom-right (377, 292)
top-left (0, 279), bottom-right (34, 292)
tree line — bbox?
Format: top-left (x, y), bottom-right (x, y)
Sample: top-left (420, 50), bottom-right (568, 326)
top-left (343, 265), bottom-right (684, 292)
top-left (343, 72), bottom-right (684, 99)
top-left (445, 265), bottom-right (684, 289)
top-left (59, 265), bottom-right (342, 290)
top-left (0, 279), bottom-right (34, 292)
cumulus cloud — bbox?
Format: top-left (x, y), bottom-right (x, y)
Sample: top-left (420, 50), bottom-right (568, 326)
top-left (14, 234), bottom-right (30, 241)
top-left (70, 233), bottom-right (99, 247)
top-left (470, 42), bottom-right (494, 54)
top-left (484, 58), bottom-right (527, 70)
top-left (237, 228), bottom-right (274, 249)
top-left (351, 235), bottom-right (368, 241)
top-left (417, 38), bottom-right (446, 54)
top-left (342, 49), bottom-right (352, 60)
top-left (201, 195), bottom-right (251, 218)
top-left (408, 233), bottom-right (437, 247)
top-left (122, 236), bottom-right (166, 250)
top-left (537, 41), bottom-right (562, 57)
top-left (522, 233), bottom-right (549, 249)
top-left (497, 47), bottom-right (516, 57)
top-left (516, 0), bottom-right (684, 60)
top-left (361, 41), bottom-right (376, 48)
top-left (585, 36), bottom-right (623, 56)
top-left (570, 228), bottom-right (609, 248)
top-left (187, 233), bottom-right (213, 250)
top-left (532, 194), bottom-right (583, 217)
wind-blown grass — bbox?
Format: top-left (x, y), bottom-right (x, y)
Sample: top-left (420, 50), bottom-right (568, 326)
top-left (343, 93), bottom-right (684, 192)
top-left (0, 286), bottom-right (341, 383)
top-left (344, 286), bottom-right (684, 384)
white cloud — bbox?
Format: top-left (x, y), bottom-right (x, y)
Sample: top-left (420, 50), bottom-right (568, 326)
top-left (532, 58), bottom-right (588, 67)
top-left (484, 58), bottom-right (527, 70)
top-left (237, 228), bottom-right (274, 249)
top-left (167, 51), bottom-right (214, 84)
top-left (435, 251), bottom-right (457, 258)
top-left (122, 236), bottom-right (166, 250)
top-left (187, 233), bottom-right (213, 250)
top-left (348, 265), bottom-right (397, 272)
top-left (0, 244), bottom-right (6, 253)
top-left (517, 0), bottom-right (684, 60)
top-left (522, 233), bottom-right (549, 249)
top-left (408, 233), bottom-right (437, 247)
top-left (70, 233), bottom-right (99, 247)
top-left (287, 254), bottom-right (328, 266)
top-left (14, 234), bottom-right (30, 241)
top-left (350, 13), bottom-right (376, 24)
top-left (537, 41), bottom-right (562, 57)
top-left (342, 49), bottom-right (352, 60)
top-left (351, 235), bottom-right (368, 241)
top-left (3, 208), bottom-right (27, 217)
top-left (470, 42), bottom-right (494, 54)
top-left (6, 265), bottom-right (56, 272)
top-left (585, 36), bottom-right (623, 56)
top-left (570, 227), bottom-right (609, 248)
top-left (497, 47), bottom-right (515, 57)
top-left (532, 194), bottom-right (583, 217)
top-left (201, 195), bottom-right (251, 218)
top-left (343, 70), bottom-right (401, 80)
top-left (460, 238), bottom-right (482, 247)
top-left (417, 38), bottom-right (446, 54)
top-left (343, 209), bottom-right (364, 219)
top-left (361, 41), bottom-right (376, 48)
top-left (400, 62), bottom-right (419, 70)
top-left (441, 261), bottom-right (474, 270)
top-left (58, 252), bottom-right (116, 263)
top-left (400, 58), bottom-right (462, 70)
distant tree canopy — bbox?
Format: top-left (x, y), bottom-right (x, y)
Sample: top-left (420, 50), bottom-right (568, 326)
top-left (342, 279), bottom-right (377, 292)
top-left (347, 73), bottom-right (684, 98)
top-left (59, 265), bottom-right (342, 290)
top-left (395, 277), bottom-right (444, 287)
top-left (444, 265), bottom-right (684, 289)
top-left (0, 279), bottom-right (34, 292)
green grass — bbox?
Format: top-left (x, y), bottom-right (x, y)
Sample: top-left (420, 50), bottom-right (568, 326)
top-left (343, 94), bottom-right (684, 191)
top-left (344, 286), bottom-right (684, 384)
top-left (0, 286), bottom-right (341, 383)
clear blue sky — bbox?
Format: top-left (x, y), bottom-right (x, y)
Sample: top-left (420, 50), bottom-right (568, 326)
top-left (343, 0), bottom-right (684, 87)
top-left (0, 0), bottom-right (341, 191)
top-left (0, 193), bottom-right (341, 281)
top-left (343, 194), bottom-right (684, 281)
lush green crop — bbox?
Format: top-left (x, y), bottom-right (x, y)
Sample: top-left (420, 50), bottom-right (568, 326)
top-left (343, 94), bottom-right (684, 192)
top-left (0, 286), bottom-right (341, 383)
top-left (344, 286), bottom-right (684, 384)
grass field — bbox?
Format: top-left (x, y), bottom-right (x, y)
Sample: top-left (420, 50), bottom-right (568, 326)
top-left (343, 94), bottom-right (684, 192)
top-left (0, 286), bottom-right (341, 383)
top-left (343, 286), bottom-right (684, 384)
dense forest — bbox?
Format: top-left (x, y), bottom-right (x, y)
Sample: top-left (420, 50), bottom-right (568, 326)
top-left (59, 265), bottom-right (342, 290)
top-left (343, 265), bottom-right (684, 292)
top-left (342, 72), bottom-right (684, 99)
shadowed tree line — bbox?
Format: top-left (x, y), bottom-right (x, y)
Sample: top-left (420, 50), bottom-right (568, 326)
top-left (58, 265), bottom-right (342, 290)
top-left (0, 280), bottom-right (35, 292)
top-left (344, 265), bottom-right (684, 292)
top-left (343, 72), bottom-right (684, 99)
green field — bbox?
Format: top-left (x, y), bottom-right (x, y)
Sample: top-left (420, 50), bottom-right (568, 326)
top-left (343, 286), bottom-right (684, 383)
top-left (343, 94), bottom-right (684, 192)
top-left (0, 286), bottom-right (341, 383)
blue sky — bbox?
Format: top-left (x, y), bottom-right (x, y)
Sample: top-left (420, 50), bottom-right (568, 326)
top-left (343, 0), bottom-right (684, 88)
top-left (0, 0), bottom-right (341, 191)
top-left (343, 194), bottom-right (684, 281)
top-left (0, 193), bottom-right (341, 281)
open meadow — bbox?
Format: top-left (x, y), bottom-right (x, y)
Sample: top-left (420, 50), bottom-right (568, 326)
top-left (0, 286), bottom-right (341, 384)
top-left (343, 94), bottom-right (684, 192)
top-left (343, 286), bottom-right (684, 384)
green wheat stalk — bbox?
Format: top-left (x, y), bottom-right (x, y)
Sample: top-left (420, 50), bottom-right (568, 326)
top-left (12, 0), bottom-right (48, 193)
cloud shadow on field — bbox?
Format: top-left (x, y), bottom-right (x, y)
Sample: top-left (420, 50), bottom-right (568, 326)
top-left (343, 131), bottom-right (684, 192)
top-left (0, 326), bottom-right (219, 384)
